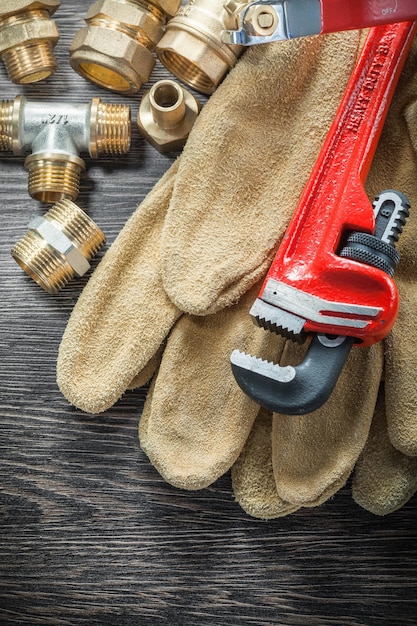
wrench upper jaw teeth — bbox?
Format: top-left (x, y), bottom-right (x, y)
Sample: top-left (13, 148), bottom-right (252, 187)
top-left (250, 298), bottom-right (307, 343)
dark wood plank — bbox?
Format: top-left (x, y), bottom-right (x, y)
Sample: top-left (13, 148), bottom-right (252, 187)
top-left (1, 3), bottom-right (417, 625)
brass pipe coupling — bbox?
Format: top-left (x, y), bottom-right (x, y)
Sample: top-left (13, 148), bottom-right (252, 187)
top-left (69, 0), bottom-right (181, 95)
top-left (0, 96), bottom-right (131, 203)
top-left (156, 0), bottom-right (244, 94)
top-left (12, 199), bottom-right (106, 293)
top-left (137, 79), bottom-right (200, 152)
top-left (0, 1), bottom-right (61, 85)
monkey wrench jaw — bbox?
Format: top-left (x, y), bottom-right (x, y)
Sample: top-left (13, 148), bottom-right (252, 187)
top-left (231, 333), bottom-right (355, 415)
top-left (231, 296), bottom-right (357, 415)
top-left (230, 188), bottom-right (410, 416)
top-left (230, 292), bottom-right (358, 415)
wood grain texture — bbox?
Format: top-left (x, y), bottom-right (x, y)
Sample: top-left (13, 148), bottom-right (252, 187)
top-left (1, 3), bottom-right (417, 625)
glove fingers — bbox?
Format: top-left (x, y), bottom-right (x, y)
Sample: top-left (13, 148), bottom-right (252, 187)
top-left (139, 282), bottom-right (285, 490)
top-left (232, 409), bottom-right (351, 519)
top-left (301, 469), bottom-right (351, 509)
top-left (161, 31), bottom-right (361, 315)
top-left (231, 408), bottom-right (300, 520)
top-left (272, 341), bottom-right (383, 504)
top-left (57, 163), bottom-right (181, 414)
top-left (352, 387), bottom-right (417, 515)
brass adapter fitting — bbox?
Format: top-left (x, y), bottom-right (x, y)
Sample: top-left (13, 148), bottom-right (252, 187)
top-left (0, 95), bottom-right (131, 203)
top-left (137, 79), bottom-right (200, 153)
top-left (155, 0), bottom-right (244, 94)
top-left (11, 199), bottom-right (106, 293)
top-left (69, 0), bottom-right (181, 95)
top-left (0, 1), bottom-right (61, 85)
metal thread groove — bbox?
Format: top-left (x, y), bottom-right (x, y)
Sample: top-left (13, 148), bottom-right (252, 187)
top-left (2, 40), bottom-right (56, 84)
top-left (95, 102), bottom-right (131, 155)
top-left (0, 8), bottom-right (59, 84)
top-left (12, 231), bottom-right (74, 293)
top-left (0, 100), bottom-right (14, 151)
top-left (158, 50), bottom-right (214, 93)
top-left (26, 159), bottom-right (85, 203)
top-left (48, 200), bottom-right (106, 257)
top-left (88, 16), bottom-right (157, 50)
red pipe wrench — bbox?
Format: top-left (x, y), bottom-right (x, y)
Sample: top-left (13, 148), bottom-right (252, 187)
top-left (231, 21), bottom-right (416, 414)
top-left (222, 0), bottom-right (417, 45)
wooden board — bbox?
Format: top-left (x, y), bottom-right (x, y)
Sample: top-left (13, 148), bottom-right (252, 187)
top-left (1, 3), bottom-right (417, 624)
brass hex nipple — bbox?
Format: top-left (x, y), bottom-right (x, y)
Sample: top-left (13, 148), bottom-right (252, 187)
top-left (0, 96), bottom-right (131, 203)
top-left (69, 0), bottom-right (182, 95)
top-left (156, 0), bottom-right (244, 94)
top-left (137, 79), bottom-right (200, 152)
top-left (11, 199), bottom-right (106, 293)
top-left (0, 1), bottom-right (61, 85)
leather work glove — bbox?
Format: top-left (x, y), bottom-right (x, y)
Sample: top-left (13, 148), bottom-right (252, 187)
top-left (57, 29), bottom-right (417, 518)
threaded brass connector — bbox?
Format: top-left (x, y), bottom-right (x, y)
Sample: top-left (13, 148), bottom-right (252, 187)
top-left (156, 0), bottom-right (244, 95)
top-left (0, 96), bottom-right (131, 203)
top-left (0, 1), bottom-right (61, 85)
top-left (137, 79), bottom-right (200, 153)
top-left (69, 0), bottom-right (182, 95)
top-left (11, 199), bottom-right (106, 293)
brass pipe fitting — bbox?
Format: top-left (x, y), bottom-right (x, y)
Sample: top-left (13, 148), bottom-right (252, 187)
top-left (11, 199), bottom-right (106, 293)
top-left (0, 95), bottom-right (131, 203)
top-left (0, 1), bottom-right (61, 85)
top-left (137, 79), bottom-right (200, 153)
top-left (69, 0), bottom-right (181, 95)
top-left (155, 0), bottom-right (244, 95)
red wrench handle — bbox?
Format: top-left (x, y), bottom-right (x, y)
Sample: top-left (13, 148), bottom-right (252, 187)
top-left (320, 0), bottom-right (417, 34)
top-left (260, 21), bottom-right (416, 346)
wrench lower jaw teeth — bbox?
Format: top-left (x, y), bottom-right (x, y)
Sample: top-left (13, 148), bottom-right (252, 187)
top-left (230, 334), bottom-right (355, 415)
top-left (230, 350), bottom-right (296, 383)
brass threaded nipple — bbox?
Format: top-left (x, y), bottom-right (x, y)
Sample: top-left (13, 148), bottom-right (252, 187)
top-left (90, 99), bottom-right (131, 157)
top-left (25, 154), bottom-right (86, 203)
top-left (2, 40), bottom-right (57, 84)
top-left (11, 200), bottom-right (106, 294)
top-left (0, 7), bottom-right (60, 84)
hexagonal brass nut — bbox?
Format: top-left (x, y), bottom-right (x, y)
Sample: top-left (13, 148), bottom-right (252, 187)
top-left (137, 79), bottom-right (201, 153)
top-left (0, 18), bottom-right (59, 55)
top-left (85, 0), bottom-right (164, 41)
top-left (0, 1), bottom-right (60, 18)
top-left (70, 24), bottom-right (156, 94)
top-left (152, 0), bottom-right (182, 19)
top-left (28, 216), bottom-right (90, 276)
